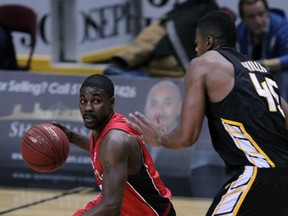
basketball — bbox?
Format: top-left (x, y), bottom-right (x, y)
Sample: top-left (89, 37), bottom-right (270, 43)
top-left (21, 123), bottom-right (70, 173)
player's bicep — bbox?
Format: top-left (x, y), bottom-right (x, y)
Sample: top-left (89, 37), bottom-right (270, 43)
top-left (180, 61), bottom-right (206, 144)
top-left (99, 132), bottom-right (129, 204)
top-left (101, 157), bottom-right (127, 199)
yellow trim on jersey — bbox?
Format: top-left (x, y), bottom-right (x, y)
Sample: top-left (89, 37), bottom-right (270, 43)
top-left (221, 118), bottom-right (275, 168)
top-left (233, 166), bottom-right (257, 215)
top-left (212, 166), bottom-right (257, 215)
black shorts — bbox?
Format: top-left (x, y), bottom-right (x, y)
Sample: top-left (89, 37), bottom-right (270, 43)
top-left (206, 166), bottom-right (288, 216)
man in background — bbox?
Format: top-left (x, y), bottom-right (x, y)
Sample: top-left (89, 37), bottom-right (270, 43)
top-left (237, 0), bottom-right (288, 73)
top-left (144, 80), bottom-right (182, 134)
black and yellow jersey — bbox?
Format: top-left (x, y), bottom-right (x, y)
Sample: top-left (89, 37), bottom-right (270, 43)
top-left (206, 47), bottom-right (288, 168)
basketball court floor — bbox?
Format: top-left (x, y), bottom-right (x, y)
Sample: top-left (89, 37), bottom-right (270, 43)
top-left (0, 186), bottom-right (212, 215)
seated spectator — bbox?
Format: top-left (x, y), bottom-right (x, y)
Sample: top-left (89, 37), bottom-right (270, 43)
top-left (237, 0), bottom-right (288, 73)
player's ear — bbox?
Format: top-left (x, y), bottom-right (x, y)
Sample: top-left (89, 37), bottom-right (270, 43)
top-left (110, 96), bottom-right (115, 108)
top-left (207, 35), bottom-right (215, 50)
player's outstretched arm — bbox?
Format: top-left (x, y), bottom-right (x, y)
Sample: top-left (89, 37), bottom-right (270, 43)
top-left (52, 121), bottom-right (89, 152)
top-left (126, 111), bottom-right (166, 147)
top-left (127, 57), bottom-right (207, 149)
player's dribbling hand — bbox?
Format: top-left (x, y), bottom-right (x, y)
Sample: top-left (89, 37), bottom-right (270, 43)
top-left (52, 121), bottom-right (73, 142)
top-left (126, 111), bottom-right (166, 147)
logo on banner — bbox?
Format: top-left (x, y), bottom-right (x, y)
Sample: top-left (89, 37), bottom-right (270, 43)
top-left (0, 102), bottom-right (82, 122)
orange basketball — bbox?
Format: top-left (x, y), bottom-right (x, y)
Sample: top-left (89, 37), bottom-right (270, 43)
top-left (21, 123), bottom-right (70, 173)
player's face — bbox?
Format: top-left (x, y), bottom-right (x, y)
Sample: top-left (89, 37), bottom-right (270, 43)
top-left (79, 86), bottom-right (114, 130)
top-left (241, 1), bottom-right (268, 35)
top-left (145, 85), bottom-right (181, 131)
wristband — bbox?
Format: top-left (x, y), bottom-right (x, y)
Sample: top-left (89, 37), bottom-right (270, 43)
top-left (263, 60), bottom-right (269, 68)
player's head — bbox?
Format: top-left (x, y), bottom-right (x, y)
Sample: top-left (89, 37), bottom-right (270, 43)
top-left (238, 0), bottom-right (269, 35)
top-left (144, 81), bottom-right (182, 132)
top-left (79, 74), bottom-right (115, 130)
top-left (80, 74), bottom-right (114, 98)
top-left (195, 10), bottom-right (236, 56)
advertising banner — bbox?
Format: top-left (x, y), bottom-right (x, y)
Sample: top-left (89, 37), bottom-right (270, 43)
top-left (0, 72), bottom-right (89, 189)
top-left (0, 72), bottom-right (183, 188)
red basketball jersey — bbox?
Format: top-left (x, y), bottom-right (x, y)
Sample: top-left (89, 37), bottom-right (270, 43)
top-left (76, 112), bottom-right (173, 216)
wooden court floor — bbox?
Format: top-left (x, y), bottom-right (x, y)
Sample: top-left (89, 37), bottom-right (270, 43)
top-left (0, 186), bottom-right (212, 216)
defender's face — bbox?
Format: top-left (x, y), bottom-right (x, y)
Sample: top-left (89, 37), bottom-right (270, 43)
top-left (242, 1), bottom-right (268, 35)
top-left (79, 86), bottom-right (114, 130)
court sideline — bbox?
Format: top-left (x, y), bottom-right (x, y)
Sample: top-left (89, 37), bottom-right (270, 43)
top-left (0, 187), bottom-right (212, 216)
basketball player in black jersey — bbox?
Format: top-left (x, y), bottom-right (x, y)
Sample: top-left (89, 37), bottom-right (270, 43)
top-left (127, 10), bottom-right (288, 215)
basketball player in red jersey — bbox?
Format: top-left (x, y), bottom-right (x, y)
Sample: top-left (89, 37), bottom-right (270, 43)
top-left (127, 11), bottom-right (288, 215)
top-left (54, 74), bottom-right (175, 216)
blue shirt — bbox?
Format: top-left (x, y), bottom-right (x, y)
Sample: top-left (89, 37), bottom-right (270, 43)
top-left (237, 12), bottom-right (288, 71)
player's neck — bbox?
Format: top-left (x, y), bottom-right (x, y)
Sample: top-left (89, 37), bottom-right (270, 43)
top-left (93, 111), bottom-right (115, 139)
